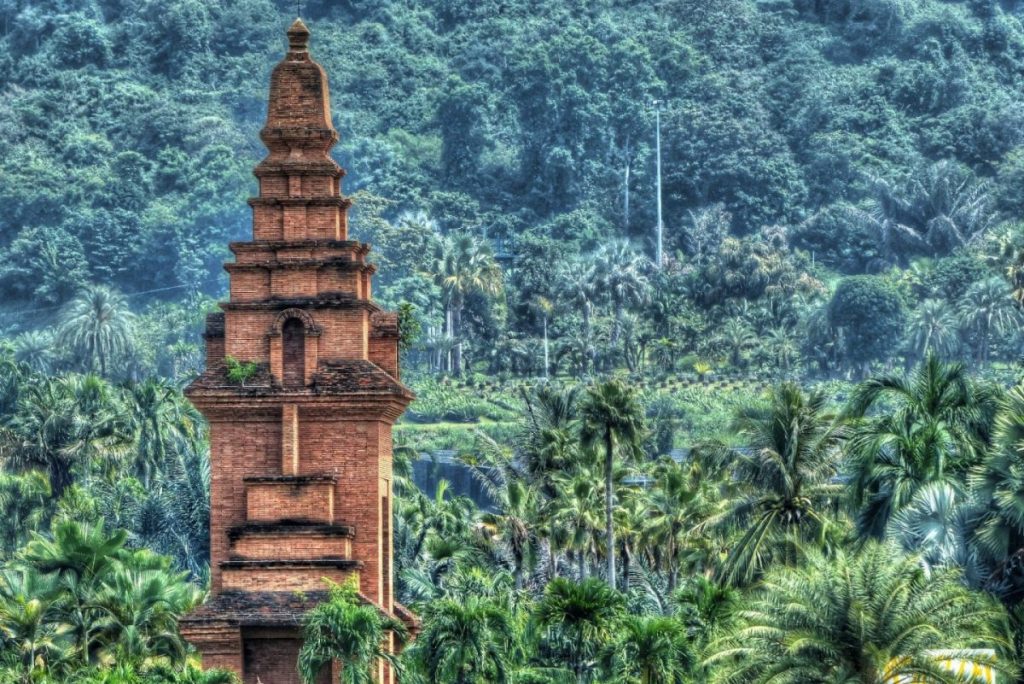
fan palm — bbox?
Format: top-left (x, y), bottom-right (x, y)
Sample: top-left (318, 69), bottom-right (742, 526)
top-left (12, 331), bottom-right (54, 375)
top-left (0, 566), bottom-right (68, 681)
top-left (591, 241), bottom-right (650, 347)
top-left (706, 542), bottom-right (1013, 684)
top-left (579, 380), bottom-right (645, 589)
top-left (126, 379), bottom-right (197, 488)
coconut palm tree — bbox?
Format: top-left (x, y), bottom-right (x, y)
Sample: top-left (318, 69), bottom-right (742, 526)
top-left (412, 596), bottom-right (515, 684)
top-left (57, 286), bottom-right (135, 378)
top-left (428, 233), bottom-right (503, 376)
top-left (579, 380), bottom-right (645, 589)
top-left (534, 578), bottom-right (624, 683)
top-left (705, 542), bottom-right (1012, 684)
top-left (710, 383), bottom-right (843, 586)
top-left (299, 580), bottom-right (406, 684)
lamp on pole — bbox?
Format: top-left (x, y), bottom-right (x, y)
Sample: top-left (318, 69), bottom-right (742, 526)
top-left (652, 99), bottom-right (663, 269)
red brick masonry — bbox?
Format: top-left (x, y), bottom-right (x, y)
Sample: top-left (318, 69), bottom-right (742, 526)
top-left (180, 18), bottom-right (417, 684)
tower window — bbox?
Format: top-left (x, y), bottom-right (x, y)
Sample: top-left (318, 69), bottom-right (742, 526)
top-left (282, 318), bottom-right (305, 387)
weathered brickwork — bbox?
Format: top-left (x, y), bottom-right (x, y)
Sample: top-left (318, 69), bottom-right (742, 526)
top-left (179, 18), bottom-right (416, 684)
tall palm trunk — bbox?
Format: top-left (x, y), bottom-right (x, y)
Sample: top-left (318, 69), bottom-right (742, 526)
top-left (543, 315), bottom-right (549, 379)
top-left (452, 298), bottom-right (464, 376)
top-left (604, 428), bottom-right (616, 589)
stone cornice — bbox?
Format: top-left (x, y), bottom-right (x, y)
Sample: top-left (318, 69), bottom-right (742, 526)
top-left (247, 196), bottom-right (352, 209)
top-left (218, 294), bottom-right (382, 313)
top-left (224, 259), bottom-right (376, 274)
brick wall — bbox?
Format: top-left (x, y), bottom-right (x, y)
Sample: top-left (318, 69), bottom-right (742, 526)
top-left (243, 635), bottom-right (331, 684)
top-left (245, 480), bottom-right (334, 524)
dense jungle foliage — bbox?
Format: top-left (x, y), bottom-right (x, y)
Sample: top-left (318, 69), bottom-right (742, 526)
top-left (3, 0), bottom-right (1024, 681)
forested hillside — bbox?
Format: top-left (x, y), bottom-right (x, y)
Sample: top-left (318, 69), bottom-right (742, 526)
top-left (4, 1), bottom-right (1024, 682)
top-left (2, 0), bottom-right (1023, 383)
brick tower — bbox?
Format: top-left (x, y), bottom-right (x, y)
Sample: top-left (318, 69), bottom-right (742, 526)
top-left (180, 19), bottom-right (415, 684)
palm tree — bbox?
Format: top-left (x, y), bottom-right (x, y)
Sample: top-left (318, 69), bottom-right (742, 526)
top-left (607, 615), bottom-right (692, 684)
top-left (550, 466), bottom-right (603, 580)
top-left (405, 480), bottom-right (476, 564)
top-left (299, 580), bottom-right (406, 684)
top-left (1, 376), bottom-right (132, 498)
top-left (579, 380), bottom-right (645, 588)
top-left (970, 384), bottom-right (1024, 601)
top-left (0, 471), bottom-right (50, 557)
top-left (534, 578), bottom-right (624, 683)
top-left (591, 241), bottom-right (650, 348)
top-left (645, 459), bottom-right (721, 592)
top-left (0, 567), bottom-right (67, 682)
top-left (429, 233), bottom-right (503, 376)
top-left (479, 478), bottom-right (537, 591)
top-left (412, 596), bottom-right (515, 684)
top-left (12, 331), bottom-right (54, 375)
top-left (535, 296), bottom-right (553, 379)
top-left (558, 261), bottom-right (597, 374)
top-left (20, 520), bottom-right (128, 666)
top-left (907, 298), bottom-right (959, 361)
top-left (845, 355), bottom-right (996, 540)
top-left (711, 383), bottom-right (843, 586)
top-left (57, 286), bottom-right (135, 377)
top-left (716, 318), bottom-right (754, 369)
top-left (706, 542), bottom-right (1012, 684)
top-left (674, 576), bottom-right (738, 658)
top-left (958, 277), bottom-right (1021, 364)
top-left (92, 549), bottom-right (201, 664)
top-left (126, 379), bottom-right (197, 487)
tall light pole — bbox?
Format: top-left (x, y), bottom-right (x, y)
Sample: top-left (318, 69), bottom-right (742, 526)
top-left (653, 100), bottom-right (663, 269)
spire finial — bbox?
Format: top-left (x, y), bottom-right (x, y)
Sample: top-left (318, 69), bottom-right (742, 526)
top-left (287, 17), bottom-right (310, 52)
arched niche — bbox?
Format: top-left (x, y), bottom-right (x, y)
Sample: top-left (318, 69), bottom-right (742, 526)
top-left (268, 309), bottom-right (321, 387)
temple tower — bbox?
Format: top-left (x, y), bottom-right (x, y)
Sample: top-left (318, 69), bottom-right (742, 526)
top-left (180, 19), bottom-right (415, 684)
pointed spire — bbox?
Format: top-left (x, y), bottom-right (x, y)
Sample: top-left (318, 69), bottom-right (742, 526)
top-left (287, 18), bottom-right (310, 53)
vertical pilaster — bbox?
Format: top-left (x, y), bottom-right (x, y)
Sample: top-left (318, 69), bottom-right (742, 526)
top-left (281, 404), bottom-right (299, 475)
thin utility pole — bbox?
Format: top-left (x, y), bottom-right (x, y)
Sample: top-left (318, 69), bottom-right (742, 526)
top-left (653, 100), bottom-right (663, 269)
